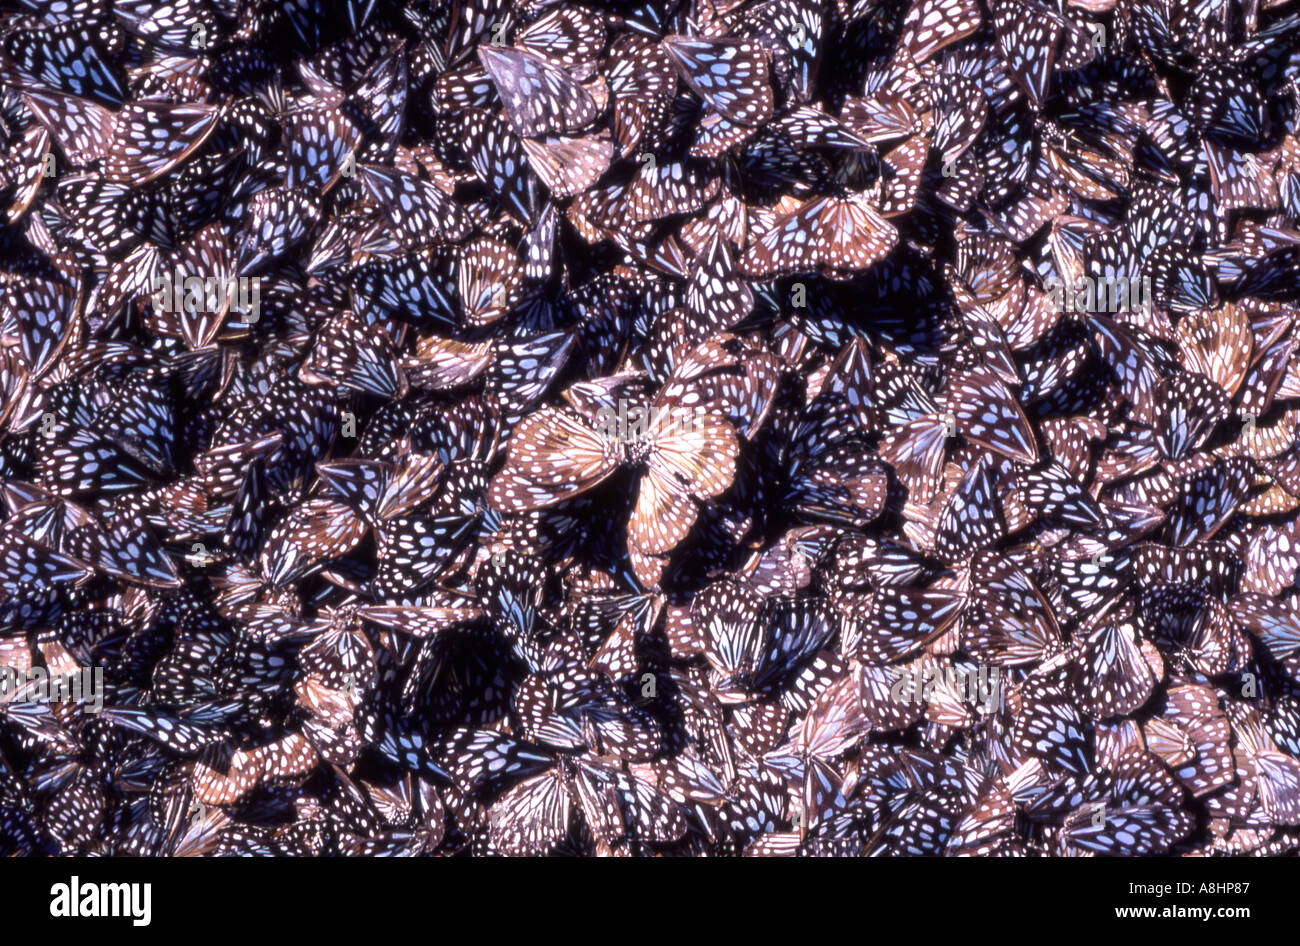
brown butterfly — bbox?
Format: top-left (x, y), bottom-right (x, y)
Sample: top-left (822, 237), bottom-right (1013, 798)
top-left (489, 356), bottom-right (743, 586)
top-left (739, 192), bottom-right (897, 277)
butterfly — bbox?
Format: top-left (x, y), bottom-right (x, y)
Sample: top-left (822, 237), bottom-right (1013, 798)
top-left (259, 500), bottom-right (367, 588)
top-left (691, 580), bottom-right (834, 704)
top-left (1011, 674), bottom-right (1092, 778)
top-left (284, 101), bottom-right (363, 191)
top-left (1059, 749), bottom-right (1192, 855)
top-left (191, 733), bottom-right (320, 806)
top-left (489, 377), bottom-right (739, 587)
top-left (477, 43), bottom-right (600, 137)
top-left (738, 193), bottom-right (898, 277)
top-left (664, 35), bottom-right (775, 127)
top-left (934, 456), bottom-right (1006, 562)
top-left (23, 91), bottom-right (221, 184)
top-left (1071, 613), bottom-right (1161, 720)
top-left (607, 35), bottom-right (676, 157)
top-left (302, 309), bottom-right (407, 399)
top-left (1, 274), bottom-right (79, 378)
top-left (354, 165), bottom-right (473, 248)
top-left (898, 0), bottom-right (983, 65)
top-left (849, 585), bottom-right (965, 664)
top-left (964, 554), bottom-right (1063, 665)
top-left (487, 755), bottom-right (688, 856)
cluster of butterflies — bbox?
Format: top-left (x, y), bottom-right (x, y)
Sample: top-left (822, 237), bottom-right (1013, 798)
top-left (0, 0), bottom-right (1299, 857)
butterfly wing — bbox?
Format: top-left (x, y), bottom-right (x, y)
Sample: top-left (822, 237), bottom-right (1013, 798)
top-left (664, 36), bottom-right (774, 126)
top-left (488, 407), bottom-right (620, 512)
top-left (739, 195), bottom-right (897, 277)
top-left (478, 44), bottom-right (599, 137)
